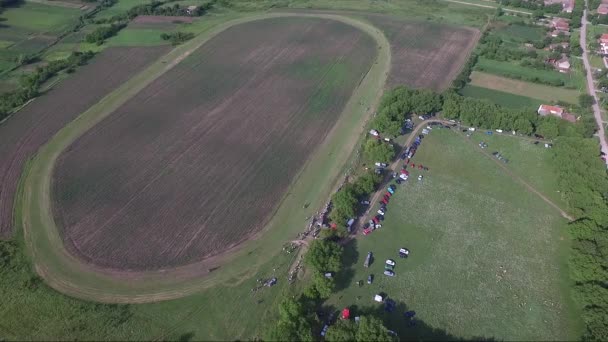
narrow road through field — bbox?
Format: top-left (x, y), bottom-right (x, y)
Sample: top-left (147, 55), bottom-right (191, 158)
top-left (581, 0), bottom-right (608, 167)
top-left (439, 0), bottom-right (532, 15)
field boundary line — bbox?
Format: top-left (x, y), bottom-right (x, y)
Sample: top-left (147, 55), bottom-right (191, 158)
top-left (440, 0), bottom-right (532, 14)
top-left (19, 13), bottom-right (392, 303)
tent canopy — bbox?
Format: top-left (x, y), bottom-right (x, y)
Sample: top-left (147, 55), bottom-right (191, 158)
top-left (342, 308), bottom-right (350, 319)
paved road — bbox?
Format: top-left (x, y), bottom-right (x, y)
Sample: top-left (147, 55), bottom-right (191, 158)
top-left (581, 0), bottom-right (608, 166)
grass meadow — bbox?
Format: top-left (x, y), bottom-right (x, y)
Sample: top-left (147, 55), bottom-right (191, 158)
top-left (460, 84), bottom-right (543, 108)
top-left (468, 71), bottom-right (580, 104)
top-left (324, 129), bottom-right (581, 340)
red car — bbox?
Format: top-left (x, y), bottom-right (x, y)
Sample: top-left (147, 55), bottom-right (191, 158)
top-left (383, 195), bottom-right (390, 201)
top-left (362, 227), bottom-right (373, 235)
top-left (372, 217), bottom-right (380, 224)
top-left (381, 199), bottom-right (388, 205)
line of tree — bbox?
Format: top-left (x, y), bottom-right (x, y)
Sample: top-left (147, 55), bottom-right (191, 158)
top-left (85, 23), bottom-right (127, 45)
top-left (551, 137), bottom-right (608, 341)
top-left (0, 51), bottom-right (95, 121)
top-left (372, 87), bottom-right (442, 137)
top-left (329, 172), bottom-right (382, 230)
top-left (160, 31), bottom-right (195, 45)
top-left (443, 92), bottom-right (595, 138)
top-left (325, 316), bottom-right (397, 341)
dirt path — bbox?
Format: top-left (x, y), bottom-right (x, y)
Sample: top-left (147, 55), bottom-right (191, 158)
top-left (581, 1), bottom-right (608, 167)
top-left (454, 130), bottom-right (574, 221)
top-left (440, 0), bottom-right (532, 15)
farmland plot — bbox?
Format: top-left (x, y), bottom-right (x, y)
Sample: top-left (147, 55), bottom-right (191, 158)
top-left (0, 46), bottom-right (169, 237)
top-left (52, 17), bottom-right (377, 271)
top-left (365, 15), bottom-right (479, 90)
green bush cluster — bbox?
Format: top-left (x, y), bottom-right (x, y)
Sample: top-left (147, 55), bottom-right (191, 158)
top-left (160, 31), bottom-right (195, 45)
top-left (85, 23), bottom-right (127, 45)
top-left (329, 172), bottom-right (382, 228)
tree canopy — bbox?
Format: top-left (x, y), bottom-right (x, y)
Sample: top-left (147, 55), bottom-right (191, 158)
top-left (305, 240), bottom-right (343, 273)
top-left (325, 316), bottom-right (397, 342)
top-left (363, 139), bottom-right (395, 164)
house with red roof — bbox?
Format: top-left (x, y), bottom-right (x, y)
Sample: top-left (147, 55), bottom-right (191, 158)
top-left (537, 105), bottom-right (577, 123)
top-left (600, 33), bottom-right (608, 54)
top-left (598, 3), bottom-right (608, 14)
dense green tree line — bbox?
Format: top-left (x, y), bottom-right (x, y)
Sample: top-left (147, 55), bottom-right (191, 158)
top-left (552, 138), bottom-right (608, 341)
top-left (325, 316), bottom-right (397, 342)
top-left (329, 172), bottom-right (382, 227)
top-left (372, 87), bottom-right (442, 137)
top-left (443, 92), bottom-right (595, 138)
top-left (160, 31), bottom-right (195, 45)
top-left (0, 51), bottom-right (95, 120)
top-left (85, 23), bottom-right (127, 45)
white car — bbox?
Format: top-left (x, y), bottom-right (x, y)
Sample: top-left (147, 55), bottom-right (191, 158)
top-left (374, 162), bottom-right (388, 168)
top-left (418, 175), bottom-right (423, 181)
top-left (385, 259), bottom-right (396, 266)
top-left (496, 129), bottom-right (503, 133)
top-left (399, 248), bottom-right (409, 256)
top-left (321, 325), bottom-right (329, 337)
top-left (377, 209), bottom-right (385, 216)
top-left (383, 270), bottom-right (395, 277)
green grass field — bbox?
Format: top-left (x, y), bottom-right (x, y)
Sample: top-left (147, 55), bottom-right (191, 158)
top-left (476, 57), bottom-right (583, 89)
top-left (468, 71), bottom-right (580, 104)
top-left (460, 84), bottom-right (543, 108)
top-left (324, 129), bottom-right (582, 340)
top-left (0, 2), bottom-right (82, 74)
top-left (494, 23), bottom-right (545, 42)
top-left (108, 28), bottom-right (171, 46)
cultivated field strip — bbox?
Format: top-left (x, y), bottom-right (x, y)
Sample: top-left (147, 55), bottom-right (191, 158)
top-left (0, 46), bottom-right (169, 237)
top-left (52, 17), bottom-right (377, 271)
top-left (365, 15), bottom-right (479, 91)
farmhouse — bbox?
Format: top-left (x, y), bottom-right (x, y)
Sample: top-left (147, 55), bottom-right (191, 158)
top-left (599, 33), bottom-right (608, 54)
top-left (546, 42), bottom-right (569, 51)
top-left (550, 18), bottom-right (570, 32)
top-left (537, 104), bottom-right (577, 122)
top-left (554, 56), bottom-right (571, 73)
top-left (599, 3), bottom-right (608, 14)
top-left (545, 0), bottom-right (574, 12)
top-left (186, 5), bottom-right (198, 15)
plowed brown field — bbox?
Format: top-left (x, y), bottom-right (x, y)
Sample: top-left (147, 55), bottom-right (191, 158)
top-left (0, 46), bottom-right (169, 237)
top-left (365, 15), bottom-right (479, 90)
top-left (52, 17), bottom-right (377, 271)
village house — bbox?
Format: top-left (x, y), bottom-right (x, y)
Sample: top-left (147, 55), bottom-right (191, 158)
top-left (554, 55), bottom-right (571, 72)
top-left (544, 0), bottom-right (574, 13)
top-left (600, 33), bottom-right (608, 54)
top-left (186, 5), bottom-right (198, 15)
top-left (537, 104), bottom-right (577, 123)
top-left (599, 3), bottom-right (608, 15)
top-left (546, 42), bottom-right (569, 52)
top-left (551, 17), bottom-right (570, 31)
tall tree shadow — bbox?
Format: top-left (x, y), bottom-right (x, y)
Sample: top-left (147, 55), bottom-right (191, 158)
top-left (335, 239), bottom-right (359, 292)
top-left (351, 300), bottom-right (498, 341)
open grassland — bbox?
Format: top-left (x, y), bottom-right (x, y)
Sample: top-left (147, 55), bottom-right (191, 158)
top-left (0, 46), bottom-right (169, 237)
top-left (476, 57), bottom-right (583, 89)
top-left (0, 2), bottom-right (83, 73)
top-left (469, 71), bottom-right (581, 104)
top-left (363, 15), bottom-right (479, 90)
top-left (52, 16), bottom-right (377, 272)
top-left (326, 129), bottom-right (581, 340)
top-left (493, 23), bottom-right (546, 42)
top-left (460, 84), bottom-right (543, 108)
top-left (467, 132), bottom-right (567, 208)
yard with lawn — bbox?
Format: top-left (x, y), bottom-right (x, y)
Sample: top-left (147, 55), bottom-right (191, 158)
top-left (459, 84), bottom-right (543, 108)
top-left (468, 71), bottom-right (580, 104)
top-left (325, 129), bottom-right (582, 341)
top-left (475, 57), bottom-right (584, 90)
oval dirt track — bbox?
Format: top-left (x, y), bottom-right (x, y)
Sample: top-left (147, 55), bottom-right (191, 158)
top-left (52, 17), bottom-right (377, 271)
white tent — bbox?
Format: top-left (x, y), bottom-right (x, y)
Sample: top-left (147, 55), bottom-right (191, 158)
top-left (374, 294), bottom-right (384, 302)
